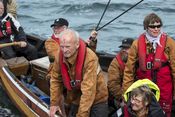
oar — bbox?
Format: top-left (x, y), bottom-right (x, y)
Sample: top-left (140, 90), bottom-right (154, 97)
top-left (0, 42), bottom-right (21, 48)
top-left (96, 0), bottom-right (144, 31)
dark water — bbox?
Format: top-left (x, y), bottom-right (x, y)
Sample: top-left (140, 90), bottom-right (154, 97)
top-left (0, 84), bottom-right (21, 116)
top-left (1, 0), bottom-right (175, 115)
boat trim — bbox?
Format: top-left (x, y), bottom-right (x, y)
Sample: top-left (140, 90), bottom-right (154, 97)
top-left (2, 66), bottom-right (50, 116)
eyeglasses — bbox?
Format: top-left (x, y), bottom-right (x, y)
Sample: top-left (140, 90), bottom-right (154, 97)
top-left (130, 96), bottom-right (142, 104)
top-left (148, 24), bottom-right (162, 29)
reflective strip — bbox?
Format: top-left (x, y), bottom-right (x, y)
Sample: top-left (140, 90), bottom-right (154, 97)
top-left (117, 108), bottom-right (122, 117)
top-left (97, 64), bottom-right (101, 75)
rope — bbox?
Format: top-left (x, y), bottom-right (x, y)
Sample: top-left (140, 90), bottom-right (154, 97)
top-left (95, 0), bottom-right (112, 30)
top-left (96, 0), bottom-right (144, 31)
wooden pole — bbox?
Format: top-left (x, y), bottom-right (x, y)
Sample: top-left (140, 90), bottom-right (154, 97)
top-left (0, 42), bottom-right (20, 48)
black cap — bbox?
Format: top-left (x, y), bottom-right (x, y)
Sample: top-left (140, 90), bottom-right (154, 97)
top-left (50, 18), bottom-right (69, 27)
top-left (119, 38), bottom-right (134, 48)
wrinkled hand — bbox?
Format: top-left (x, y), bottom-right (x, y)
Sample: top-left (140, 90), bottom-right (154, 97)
top-left (18, 41), bottom-right (27, 47)
top-left (49, 106), bottom-right (66, 117)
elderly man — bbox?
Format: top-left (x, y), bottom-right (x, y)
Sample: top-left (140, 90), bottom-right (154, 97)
top-left (45, 18), bottom-right (98, 79)
top-left (49, 29), bottom-right (108, 117)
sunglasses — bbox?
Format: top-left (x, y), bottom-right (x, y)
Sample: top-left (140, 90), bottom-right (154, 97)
top-left (148, 24), bottom-right (162, 29)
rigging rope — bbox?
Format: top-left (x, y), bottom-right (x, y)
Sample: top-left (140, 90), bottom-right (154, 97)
top-left (96, 0), bottom-right (144, 31)
top-left (95, 0), bottom-right (111, 30)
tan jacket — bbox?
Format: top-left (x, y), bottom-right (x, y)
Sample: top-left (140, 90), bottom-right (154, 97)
top-left (7, 0), bottom-right (17, 18)
top-left (123, 36), bottom-right (175, 95)
top-left (45, 37), bottom-right (97, 79)
top-left (50, 48), bottom-right (108, 117)
top-left (108, 57), bottom-right (123, 99)
top-left (45, 38), bottom-right (60, 62)
top-left (45, 38), bottom-right (60, 79)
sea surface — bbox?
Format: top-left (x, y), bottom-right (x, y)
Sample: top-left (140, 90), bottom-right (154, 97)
top-left (1, 0), bottom-right (175, 116)
top-left (17, 0), bottom-right (175, 53)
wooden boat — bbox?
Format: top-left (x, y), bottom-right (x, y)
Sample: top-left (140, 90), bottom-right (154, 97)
top-left (0, 34), bottom-right (175, 116)
top-left (0, 34), bottom-right (115, 117)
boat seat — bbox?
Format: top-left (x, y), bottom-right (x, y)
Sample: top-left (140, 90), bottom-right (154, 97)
top-left (0, 58), bottom-right (7, 67)
top-left (5, 57), bottom-right (29, 76)
top-left (30, 56), bottom-right (50, 95)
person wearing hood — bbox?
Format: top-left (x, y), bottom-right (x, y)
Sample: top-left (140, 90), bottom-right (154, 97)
top-left (122, 13), bottom-right (175, 117)
top-left (113, 79), bottom-right (165, 117)
top-left (0, 0), bottom-right (37, 60)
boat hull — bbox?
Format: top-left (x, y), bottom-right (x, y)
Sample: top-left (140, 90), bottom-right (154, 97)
top-left (0, 66), bottom-right (52, 117)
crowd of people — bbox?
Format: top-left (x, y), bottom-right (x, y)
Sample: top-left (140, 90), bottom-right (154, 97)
top-left (0, 0), bottom-right (175, 117)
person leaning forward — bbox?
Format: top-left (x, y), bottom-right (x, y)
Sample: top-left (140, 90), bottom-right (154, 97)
top-left (122, 13), bottom-right (175, 117)
top-left (45, 18), bottom-right (98, 80)
top-left (49, 29), bottom-right (108, 117)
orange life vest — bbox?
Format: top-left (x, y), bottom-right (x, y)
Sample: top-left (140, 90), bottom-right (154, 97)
top-left (0, 21), bottom-right (12, 38)
top-left (59, 39), bottom-right (86, 90)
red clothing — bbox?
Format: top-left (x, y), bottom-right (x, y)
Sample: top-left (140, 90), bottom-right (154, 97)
top-left (60, 39), bottom-right (86, 90)
top-left (136, 33), bottom-right (172, 113)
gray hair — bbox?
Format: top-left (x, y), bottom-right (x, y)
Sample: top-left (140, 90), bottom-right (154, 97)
top-left (59, 28), bottom-right (79, 42)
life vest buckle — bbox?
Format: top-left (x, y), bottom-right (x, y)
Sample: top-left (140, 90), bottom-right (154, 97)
top-left (70, 80), bottom-right (81, 87)
top-left (146, 62), bottom-right (152, 69)
top-left (70, 80), bottom-right (76, 87)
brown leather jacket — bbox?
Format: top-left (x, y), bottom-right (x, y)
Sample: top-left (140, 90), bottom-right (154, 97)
top-left (123, 36), bottom-right (175, 96)
top-left (108, 57), bottom-right (123, 100)
top-left (50, 48), bottom-right (108, 117)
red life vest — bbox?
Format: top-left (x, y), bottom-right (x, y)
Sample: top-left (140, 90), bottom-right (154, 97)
top-left (0, 21), bottom-right (12, 38)
top-left (51, 34), bottom-right (60, 44)
top-left (59, 39), bottom-right (86, 90)
top-left (136, 33), bottom-right (172, 113)
top-left (115, 53), bottom-right (125, 71)
top-left (123, 105), bottom-right (131, 117)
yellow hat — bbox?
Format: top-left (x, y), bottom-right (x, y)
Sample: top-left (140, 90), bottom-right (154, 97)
top-left (124, 79), bottom-right (160, 102)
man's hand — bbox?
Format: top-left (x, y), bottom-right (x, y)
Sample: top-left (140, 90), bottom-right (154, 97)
top-left (14, 41), bottom-right (27, 47)
top-left (18, 41), bottom-right (27, 47)
top-left (90, 30), bottom-right (98, 39)
top-left (49, 106), bottom-right (66, 117)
